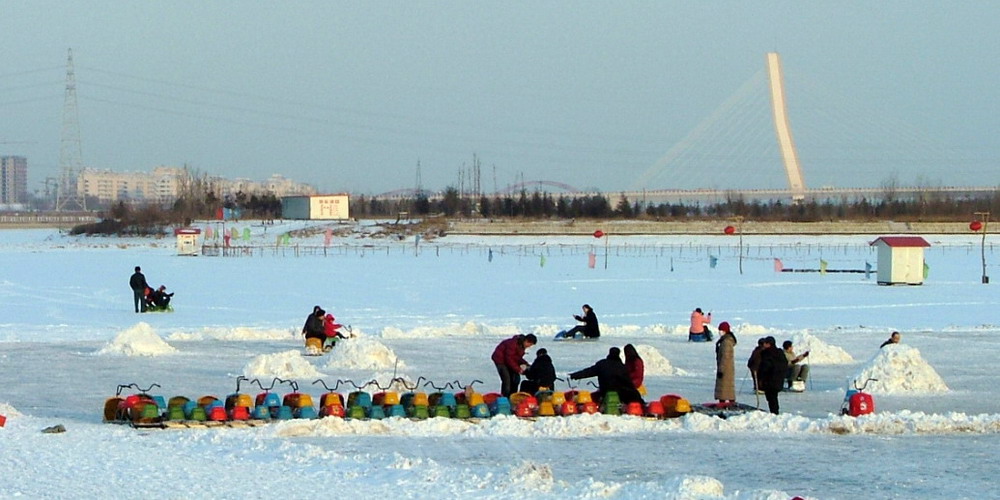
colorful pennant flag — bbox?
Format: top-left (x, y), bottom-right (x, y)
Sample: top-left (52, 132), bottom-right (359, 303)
top-left (865, 261), bottom-right (872, 279)
top-left (588, 252), bottom-right (596, 269)
top-left (923, 261), bottom-right (930, 279)
top-left (709, 255), bottom-right (718, 269)
top-left (820, 259), bottom-right (828, 275)
top-left (773, 258), bottom-right (783, 272)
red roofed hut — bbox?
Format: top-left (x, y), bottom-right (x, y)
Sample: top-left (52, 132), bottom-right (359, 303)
top-left (870, 236), bottom-right (931, 285)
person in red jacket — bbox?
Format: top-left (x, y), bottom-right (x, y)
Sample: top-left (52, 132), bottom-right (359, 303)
top-left (623, 344), bottom-right (645, 395)
top-left (491, 334), bottom-right (537, 396)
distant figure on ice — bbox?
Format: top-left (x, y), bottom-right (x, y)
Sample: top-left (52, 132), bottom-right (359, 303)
top-left (747, 337), bottom-right (766, 393)
top-left (149, 285), bottom-right (174, 309)
top-left (623, 344), bottom-right (646, 396)
top-left (555, 304), bottom-right (600, 339)
top-left (491, 333), bottom-right (537, 397)
top-left (783, 340), bottom-right (810, 391)
top-left (301, 306), bottom-right (327, 353)
top-left (757, 336), bottom-right (788, 414)
top-left (689, 307), bottom-right (712, 341)
top-left (322, 313), bottom-right (349, 351)
top-left (880, 331), bottom-right (902, 349)
top-left (714, 321), bottom-right (737, 403)
top-left (129, 266), bottom-right (149, 313)
top-left (519, 348), bottom-right (556, 394)
top-left (569, 347), bottom-right (644, 405)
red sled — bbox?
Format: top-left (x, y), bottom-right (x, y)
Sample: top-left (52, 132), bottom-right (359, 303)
top-left (841, 378), bottom-right (877, 417)
top-left (845, 392), bottom-right (875, 417)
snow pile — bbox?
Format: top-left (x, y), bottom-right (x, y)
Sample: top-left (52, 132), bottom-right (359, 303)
top-left (243, 350), bottom-right (325, 379)
top-left (506, 462), bottom-right (555, 493)
top-left (95, 322), bottom-right (177, 356)
top-left (323, 335), bottom-right (406, 371)
top-left (0, 402), bottom-right (22, 418)
top-left (634, 344), bottom-right (687, 376)
top-left (787, 332), bottom-right (854, 365)
top-left (168, 327), bottom-right (297, 341)
top-left (852, 345), bottom-right (948, 394)
top-left (381, 321), bottom-right (521, 339)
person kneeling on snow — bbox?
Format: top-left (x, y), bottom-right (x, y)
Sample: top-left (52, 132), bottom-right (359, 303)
top-left (782, 340), bottom-right (810, 390)
top-left (568, 347), bottom-right (644, 405)
top-left (520, 348), bottom-right (556, 394)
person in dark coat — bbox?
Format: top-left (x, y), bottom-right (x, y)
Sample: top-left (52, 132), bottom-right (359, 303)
top-left (880, 331), bottom-right (901, 348)
top-left (556, 304), bottom-right (600, 339)
top-left (747, 337), bottom-right (766, 393)
top-left (520, 348), bottom-right (556, 394)
top-left (491, 334), bottom-right (537, 397)
top-left (301, 306), bottom-right (326, 346)
top-left (129, 266), bottom-right (149, 313)
top-left (569, 347), bottom-right (644, 404)
top-left (756, 336), bottom-right (788, 414)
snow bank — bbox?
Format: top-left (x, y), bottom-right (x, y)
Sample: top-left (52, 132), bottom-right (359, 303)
top-left (323, 335), bottom-right (406, 371)
top-left (94, 323), bottom-right (177, 356)
top-left (167, 327), bottom-right (297, 341)
top-left (852, 344), bottom-right (948, 394)
top-left (634, 344), bottom-right (687, 376)
top-left (787, 332), bottom-right (854, 365)
top-left (0, 402), bottom-right (22, 418)
top-left (380, 321), bottom-right (521, 339)
top-left (271, 409), bottom-right (1000, 440)
top-left (243, 350), bottom-right (325, 379)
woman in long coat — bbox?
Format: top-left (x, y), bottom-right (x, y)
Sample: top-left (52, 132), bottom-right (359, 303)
top-left (714, 321), bottom-right (737, 402)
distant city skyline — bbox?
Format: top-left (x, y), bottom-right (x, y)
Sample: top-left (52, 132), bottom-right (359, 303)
top-left (2, 3), bottom-right (997, 197)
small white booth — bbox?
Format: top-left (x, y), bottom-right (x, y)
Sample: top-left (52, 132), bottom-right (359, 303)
top-left (870, 236), bottom-right (930, 285)
top-left (174, 227), bottom-right (202, 256)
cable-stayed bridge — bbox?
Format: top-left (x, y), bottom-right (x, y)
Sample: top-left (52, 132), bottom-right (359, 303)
top-left (381, 52), bottom-right (994, 204)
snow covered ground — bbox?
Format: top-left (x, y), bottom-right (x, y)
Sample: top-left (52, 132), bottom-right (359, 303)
top-left (2, 221), bottom-right (999, 499)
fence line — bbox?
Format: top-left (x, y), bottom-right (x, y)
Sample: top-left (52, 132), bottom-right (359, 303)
top-left (202, 241), bottom-right (997, 259)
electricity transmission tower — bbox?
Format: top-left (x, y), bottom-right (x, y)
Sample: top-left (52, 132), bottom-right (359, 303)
top-left (55, 48), bottom-right (86, 211)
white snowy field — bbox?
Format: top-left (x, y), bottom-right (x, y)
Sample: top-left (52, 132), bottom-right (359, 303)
top-left (2, 221), bottom-right (1000, 499)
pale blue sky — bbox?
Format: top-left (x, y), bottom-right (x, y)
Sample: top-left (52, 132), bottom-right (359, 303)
top-left (2, 2), bottom-right (997, 195)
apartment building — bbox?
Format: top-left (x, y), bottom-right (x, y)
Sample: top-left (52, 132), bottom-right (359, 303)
top-left (1, 156), bottom-right (28, 205)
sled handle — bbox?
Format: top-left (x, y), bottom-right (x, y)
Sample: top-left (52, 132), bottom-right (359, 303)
top-left (855, 378), bottom-right (878, 391)
top-left (423, 379), bottom-right (456, 391)
top-left (247, 378), bottom-right (268, 391)
top-left (136, 383), bottom-right (161, 394)
top-left (396, 375), bottom-right (427, 391)
top-left (115, 383), bottom-right (139, 396)
top-left (586, 381), bottom-right (598, 389)
top-left (235, 375), bottom-right (249, 392)
top-left (556, 377), bottom-right (576, 390)
top-left (312, 379), bottom-right (334, 391)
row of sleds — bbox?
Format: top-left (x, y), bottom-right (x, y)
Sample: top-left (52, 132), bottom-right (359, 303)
top-left (103, 376), bottom-right (760, 429)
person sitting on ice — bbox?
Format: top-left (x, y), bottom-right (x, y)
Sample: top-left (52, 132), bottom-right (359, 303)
top-left (569, 347), bottom-right (644, 405)
top-left (555, 304), bottom-right (600, 339)
top-left (149, 285), bottom-right (174, 308)
top-left (880, 331), bottom-right (901, 349)
top-left (689, 307), bottom-right (713, 341)
top-left (301, 307), bottom-right (326, 352)
top-left (322, 313), bottom-right (349, 351)
top-left (782, 340), bottom-right (810, 390)
top-left (519, 348), bottom-right (556, 394)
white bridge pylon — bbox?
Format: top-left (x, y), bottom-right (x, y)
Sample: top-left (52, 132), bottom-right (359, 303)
top-left (766, 52), bottom-right (806, 202)
top-left (632, 52), bottom-right (806, 201)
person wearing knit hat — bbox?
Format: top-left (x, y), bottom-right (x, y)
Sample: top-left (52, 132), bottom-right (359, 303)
top-left (714, 321), bottom-right (737, 404)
